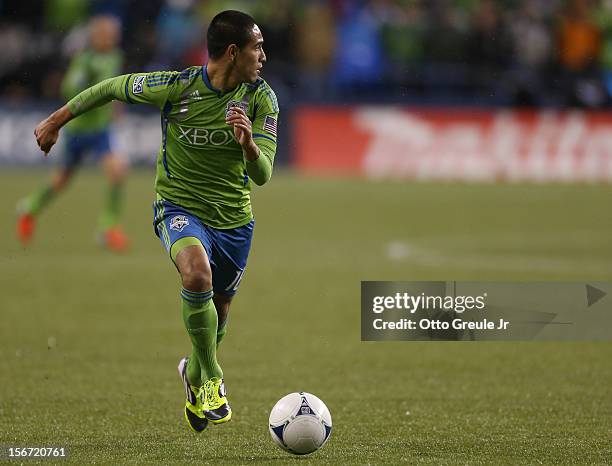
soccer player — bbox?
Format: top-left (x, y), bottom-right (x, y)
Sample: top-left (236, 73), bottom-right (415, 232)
top-left (33, 10), bottom-right (278, 432)
top-left (17, 15), bottom-right (129, 252)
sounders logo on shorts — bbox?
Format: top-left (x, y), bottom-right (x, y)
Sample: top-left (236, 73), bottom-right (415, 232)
top-left (170, 215), bottom-right (189, 232)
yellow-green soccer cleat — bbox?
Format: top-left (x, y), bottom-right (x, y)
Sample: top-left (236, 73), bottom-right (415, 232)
top-left (202, 377), bottom-right (232, 424)
top-left (177, 357), bottom-right (208, 432)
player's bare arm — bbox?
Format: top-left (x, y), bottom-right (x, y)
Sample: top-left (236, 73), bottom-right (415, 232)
top-left (226, 106), bottom-right (259, 162)
top-left (34, 105), bottom-right (74, 155)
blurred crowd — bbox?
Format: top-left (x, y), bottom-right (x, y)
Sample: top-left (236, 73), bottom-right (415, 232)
top-left (2, 0), bottom-right (612, 107)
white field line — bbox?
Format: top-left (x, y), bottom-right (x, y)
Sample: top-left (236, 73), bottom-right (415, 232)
top-left (386, 241), bottom-right (612, 275)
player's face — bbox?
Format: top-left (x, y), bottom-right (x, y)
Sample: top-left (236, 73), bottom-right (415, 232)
top-left (236, 25), bottom-right (266, 83)
top-left (90, 16), bottom-right (121, 53)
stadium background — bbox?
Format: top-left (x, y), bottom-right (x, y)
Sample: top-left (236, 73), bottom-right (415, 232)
top-left (1, 0), bottom-right (611, 464)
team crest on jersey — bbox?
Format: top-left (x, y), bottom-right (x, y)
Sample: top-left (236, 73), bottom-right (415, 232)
top-left (169, 215), bottom-right (189, 232)
top-left (225, 100), bottom-right (248, 118)
top-left (132, 75), bottom-right (145, 94)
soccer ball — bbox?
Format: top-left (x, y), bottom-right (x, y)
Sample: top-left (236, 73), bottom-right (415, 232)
top-left (268, 392), bottom-right (332, 455)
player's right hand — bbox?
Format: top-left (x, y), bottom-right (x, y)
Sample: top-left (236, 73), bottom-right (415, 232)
top-left (34, 117), bottom-right (60, 156)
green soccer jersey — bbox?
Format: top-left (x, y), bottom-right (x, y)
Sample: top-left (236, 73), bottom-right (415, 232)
top-left (66, 66), bottom-right (279, 229)
top-left (61, 49), bottom-right (123, 133)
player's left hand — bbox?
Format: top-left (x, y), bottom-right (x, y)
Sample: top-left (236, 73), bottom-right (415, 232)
top-left (226, 106), bottom-right (253, 148)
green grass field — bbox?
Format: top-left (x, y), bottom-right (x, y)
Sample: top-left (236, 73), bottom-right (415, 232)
top-left (1, 170), bottom-right (611, 465)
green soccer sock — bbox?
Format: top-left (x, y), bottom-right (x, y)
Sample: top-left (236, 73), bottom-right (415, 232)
top-left (181, 288), bottom-right (223, 385)
top-left (217, 319), bottom-right (228, 349)
top-left (98, 183), bottom-right (123, 230)
top-left (187, 317), bottom-right (226, 382)
top-left (21, 186), bottom-right (55, 216)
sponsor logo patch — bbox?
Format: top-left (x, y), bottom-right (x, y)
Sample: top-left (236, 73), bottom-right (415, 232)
top-left (169, 215), bottom-right (189, 232)
top-left (177, 125), bottom-right (233, 146)
top-left (132, 75), bottom-right (145, 94)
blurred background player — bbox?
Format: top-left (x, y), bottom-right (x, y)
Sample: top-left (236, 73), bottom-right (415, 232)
top-left (16, 14), bottom-right (129, 252)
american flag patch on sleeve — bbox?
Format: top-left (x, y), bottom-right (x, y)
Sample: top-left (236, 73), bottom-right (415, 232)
top-left (263, 115), bottom-right (277, 137)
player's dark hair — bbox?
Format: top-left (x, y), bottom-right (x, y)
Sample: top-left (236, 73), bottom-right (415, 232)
top-left (207, 10), bottom-right (256, 60)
